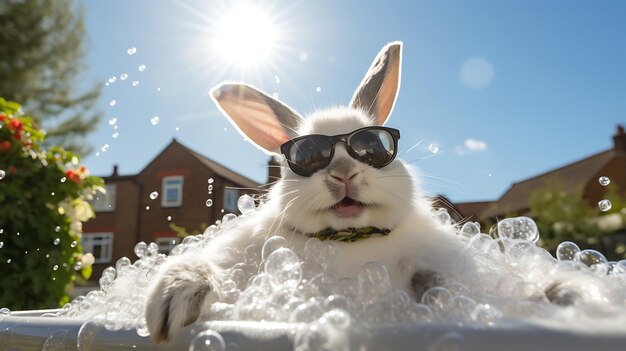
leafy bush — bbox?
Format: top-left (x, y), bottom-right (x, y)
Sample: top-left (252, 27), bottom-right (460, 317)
top-left (0, 97), bottom-right (103, 310)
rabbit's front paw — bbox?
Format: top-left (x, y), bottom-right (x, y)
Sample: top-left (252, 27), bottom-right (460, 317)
top-left (145, 257), bottom-right (219, 343)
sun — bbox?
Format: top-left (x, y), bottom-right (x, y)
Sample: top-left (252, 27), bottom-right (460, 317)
top-left (213, 4), bottom-right (279, 68)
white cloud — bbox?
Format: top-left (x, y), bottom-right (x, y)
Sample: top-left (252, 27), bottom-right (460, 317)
top-left (456, 138), bottom-right (488, 156)
top-left (460, 57), bottom-right (495, 90)
top-left (464, 138), bottom-right (487, 151)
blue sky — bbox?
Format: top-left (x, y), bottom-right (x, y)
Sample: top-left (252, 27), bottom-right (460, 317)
top-left (81, 0), bottom-right (625, 203)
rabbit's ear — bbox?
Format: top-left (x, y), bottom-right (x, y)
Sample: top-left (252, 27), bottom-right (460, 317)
top-left (211, 83), bottom-right (304, 154)
top-left (350, 41), bottom-right (402, 126)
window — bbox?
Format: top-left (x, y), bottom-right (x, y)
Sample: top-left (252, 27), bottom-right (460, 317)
top-left (162, 176), bottom-right (183, 207)
top-left (82, 233), bottom-right (114, 264)
top-left (92, 184), bottom-right (116, 212)
top-left (156, 237), bottom-right (179, 255)
top-left (224, 188), bottom-right (239, 213)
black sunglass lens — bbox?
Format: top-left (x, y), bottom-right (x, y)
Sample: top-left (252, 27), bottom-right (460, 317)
top-left (349, 129), bottom-right (395, 166)
top-left (289, 136), bottom-right (332, 175)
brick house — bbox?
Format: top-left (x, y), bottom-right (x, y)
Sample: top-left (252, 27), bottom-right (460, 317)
top-left (82, 139), bottom-right (262, 282)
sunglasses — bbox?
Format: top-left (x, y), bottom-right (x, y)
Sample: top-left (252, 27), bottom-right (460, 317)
top-left (280, 126), bottom-right (401, 177)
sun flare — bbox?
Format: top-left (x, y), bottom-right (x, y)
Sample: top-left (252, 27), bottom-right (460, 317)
top-left (213, 4), bottom-right (278, 68)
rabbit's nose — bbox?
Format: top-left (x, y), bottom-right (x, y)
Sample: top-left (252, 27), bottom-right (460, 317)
top-left (327, 157), bottom-right (357, 182)
top-left (330, 172), bottom-right (358, 184)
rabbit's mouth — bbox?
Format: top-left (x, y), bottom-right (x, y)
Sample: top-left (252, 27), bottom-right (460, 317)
top-left (332, 197), bottom-right (367, 218)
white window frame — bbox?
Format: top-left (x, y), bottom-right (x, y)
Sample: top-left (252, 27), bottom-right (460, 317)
top-left (92, 184), bottom-right (116, 212)
top-left (224, 188), bottom-right (239, 213)
top-left (155, 237), bottom-right (179, 255)
top-left (161, 176), bottom-right (184, 207)
top-left (82, 232), bottom-right (114, 264)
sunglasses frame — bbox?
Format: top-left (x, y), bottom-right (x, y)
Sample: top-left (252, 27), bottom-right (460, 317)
top-left (280, 126), bottom-right (401, 177)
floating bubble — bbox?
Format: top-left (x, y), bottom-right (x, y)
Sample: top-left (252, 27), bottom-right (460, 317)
top-left (208, 178), bottom-right (214, 184)
top-left (237, 194), bottom-right (255, 213)
top-left (315, 86), bottom-right (322, 92)
top-left (0, 242), bottom-right (3, 248)
top-left (428, 143), bottom-right (439, 153)
top-left (167, 216), bottom-right (172, 221)
top-left (108, 118), bottom-right (117, 126)
top-left (53, 265), bottom-right (59, 271)
top-left (556, 241), bottom-right (580, 261)
top-left (55, 226), bottom-right (60, 232)
top-left (274, 76), bottom-right (280, 83)
top-left (189, 329), bottom-right (226, 351)
top-left (145, 206), bottom-right (150, 211)
top-left (208, 185), bottom-right (213, 192)
top-left (150, 116), bottom-right (160, 125)
top-left (71, 241), bottom-right (77, 248)
top-left (112, 132), bottom-right (119, 139)
top-left (599, 176), bottom-right (610, 186)
top-left (120, 73), bottom-right (128, 81)
top-left (0, 170), bottom-right (5, 180)
top-left (598, 199), bottom-right (612, 212)
top-left (53, 238), bottom-right (60, 245)
top-left (421, 287), bottom-right (452, 316)
top-left (6, 258), bottom-right (11, 263)
top-left (127, 47), bottom-right (137, 55)
top-left (206, 199), bottom-right (213, 207)
top-left (149, 191), bottom-right (159, 200)
top-left (109, 100), bottom-right (116, 107)
top-left (299, 52), bottom-right (309, 61)
top-left (138, 64), bottom-right (146, 72)
top-left (132, 80), bottom-right (139, 87)
top-left (101, 144), bottom-right (109, 152)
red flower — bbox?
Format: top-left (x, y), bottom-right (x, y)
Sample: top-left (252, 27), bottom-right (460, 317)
top-left (9, 119), bottom-right (23, 131)
top-left (80, 165), bottom-right (86, 173)
top-left (8, 166), bottom-right (17, 174)
top-left (24, 140), bottom-right (32, 148)
top-left (65, 169), bottom-right (81, 183)
top-left (0, 113), bottom-right (6, 122)
top-left (13, 131), bottom-right (22, 140)
top-left (1, 141), bottom-right (10, 152)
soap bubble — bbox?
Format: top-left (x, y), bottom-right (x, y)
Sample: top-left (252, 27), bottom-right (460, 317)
top-left (53, 238), bottom-right (60, 245)
top-left (428, 143), bottom-right (439, 153)
top-left (138, 64), bottom-right (146, 72)
top-left (599, 176), bottom-right (610, 186)
top-left (598, 199), bottom-right (612, 212)
top-left (434, 208), bottom-right (452, 226)
top-left (237, 194), bottom-right (255, 213)
top-left (132, 80), bottom-right (139, 87)
top-left (496, 217), bottom-right (539, 242)
top-left (429, 332), bottom-right (465, 351)
top-left (189, 329), bottom-right (225, 351)
top-left (290, 300), bottom-right (325, 323)
top-left (261, 236), bottom-right (288, 261)
top-left (127, 47), bottom-right (137, 55)
top-left (421, 287), bottom-right (452, 317)
top-left (206, 199), bottom-right (213, 207)
top-left (149, 191), bottom-right (159, 200)
top-left (108, 118), bottom-right (117, 125)
top-left (358, 262), bottom-right (392, 303)
top-left (556, 241), bottom-right (580, 261)
top-left (120, 73), bottom-right (128, 81)
top-left (134, 242), bottom-right (148, 258)
top-left (575, 249), bottom-right (608, 268)
top-left (460, 222), bottom-right (480, 238)
top-left (0, 170), bottom-right (5, 180)
top-left (109, 100), bottom-right (116, 107)
top-left (150, 116), bottom-right (160, 125)
top-left (0, 307), bottom-right (10, 315)
top-left (264, 248), bottom-right (302, 288)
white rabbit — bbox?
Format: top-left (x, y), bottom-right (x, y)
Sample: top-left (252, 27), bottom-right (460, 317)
top-left (145, 41), bottom-right (477, 343)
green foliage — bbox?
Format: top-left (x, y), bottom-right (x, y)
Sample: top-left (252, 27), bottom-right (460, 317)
top-left (0, 98), bottom-right (103, 310)
top-left (0, 0), bottom-right (101, 156)
top-left (169, 222), bottom-right (208, 238)
top-left (529, 184), bottom-right (602, 250)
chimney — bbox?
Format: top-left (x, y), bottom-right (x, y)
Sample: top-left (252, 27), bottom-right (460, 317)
top-left (267, 156), bottom-right (281, 185)
top-left (613, 124), bottom-right (626, 153)
top-left (112, 164), bottom-right (119, 177)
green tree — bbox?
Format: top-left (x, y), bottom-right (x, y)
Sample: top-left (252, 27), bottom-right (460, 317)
top-left (0, 98), bottom-right (103, 310)
top-left (0, 0), bottom-right (101, 156)
top-left (529, 183), bottom-right (602, 250)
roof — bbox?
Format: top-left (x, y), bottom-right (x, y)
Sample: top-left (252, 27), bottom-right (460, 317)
top-left (479, 149), bottom-right (616, 219)
top-left (175, 140), bottom-right (261, 189)
top-left (454, 201), bottom-right (493, 220)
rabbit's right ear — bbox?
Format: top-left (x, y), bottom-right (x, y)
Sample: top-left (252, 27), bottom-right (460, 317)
top-left (211, 83), bottom-right (304, 154)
